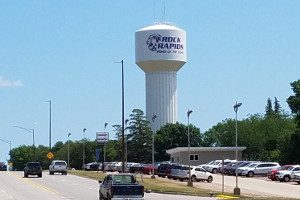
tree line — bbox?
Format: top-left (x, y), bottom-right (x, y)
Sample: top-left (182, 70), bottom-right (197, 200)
top-left (9, 80), bottom-right (300, 170)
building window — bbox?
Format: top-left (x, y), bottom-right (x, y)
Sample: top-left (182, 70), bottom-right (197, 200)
top-left (190, 154), bottom-right (199, 161)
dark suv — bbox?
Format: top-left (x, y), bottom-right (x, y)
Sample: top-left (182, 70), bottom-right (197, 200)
top-left (157, 163), bottom-right (180, 178)
top-left (24, 162), bottom-right (42, 178)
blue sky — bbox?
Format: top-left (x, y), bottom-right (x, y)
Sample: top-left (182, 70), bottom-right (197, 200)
top-left (1, 0), bottom-right (299, 162)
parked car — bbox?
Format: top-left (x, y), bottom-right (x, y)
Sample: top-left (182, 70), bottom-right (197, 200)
top-left (166, 163), bottom-right (181, 179)
top-left (217, 160), bottom-right (236, 173)
top-left (239, 162), bottom-right (280, 177)
top-left (129, 163), bottom-right (143, 173)
top-left (177, 165), bottom-right (193, 181)
top-left (293, 172), bottom-right (300, 184)
top-left (157, 163), bottom-right (171, 178)
top-left (99, 173), bottom-right (144, 200)
top-left (275, 165), bottom-right (300, 182)
top-left (49, 160), bottom-right (67, 175)
top-left (237, 161), bottom-right (261, 176)
top-left (24, 162), bottom-right (42, 178)
top-left (141, 164), bottom-right (158, 175)
top-left (169, 164), bottom-right (182, 180)
top-left (190, 166), bottom-right (213, 183)
top-left (0, 162), bottom-right (7, 171)
top-left (267, 165), bottom-right (292, 181)
top-left (83, 162), bottom-right (100, 171)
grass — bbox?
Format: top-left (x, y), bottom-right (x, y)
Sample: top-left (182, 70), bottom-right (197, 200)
top-left (68, 170), bottom-right (298, 200)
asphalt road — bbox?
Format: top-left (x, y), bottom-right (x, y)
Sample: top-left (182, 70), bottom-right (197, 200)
top-left (0, 171), bottom-right (215, 200)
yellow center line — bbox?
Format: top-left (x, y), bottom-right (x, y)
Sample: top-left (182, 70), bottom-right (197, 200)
top-left (10, 172), bottom-right (60, 195)
top-left (217, 194), bottom-right (239, 199)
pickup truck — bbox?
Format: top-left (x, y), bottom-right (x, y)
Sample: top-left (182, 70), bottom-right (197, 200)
top-left (99, 174), bottom-right (144, 200)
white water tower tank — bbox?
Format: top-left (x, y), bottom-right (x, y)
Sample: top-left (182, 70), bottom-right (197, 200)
top-left (135, 23), bottom-right (187, 131)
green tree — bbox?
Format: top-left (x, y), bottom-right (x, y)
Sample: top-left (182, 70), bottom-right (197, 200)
top-left (286, 80), bottom-right (300, 163)
top-left (155, 122), bottom-right (202, 162)
top-left (265, 98), bottom-right (274, 117)
top-left (126, 109), bottom-right (152, 163)
top-left (287, 80), bottom-right (300, 128)
top-left (274, 97), bottom-right (281, 115)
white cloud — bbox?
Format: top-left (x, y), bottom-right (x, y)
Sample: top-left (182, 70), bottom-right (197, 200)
top-left (0, 76), bottom-right (23, 88)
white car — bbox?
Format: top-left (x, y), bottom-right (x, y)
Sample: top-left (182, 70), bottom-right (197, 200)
top-left (293, 172), bottom-right (300, 184)
top-left (190, 166), bottom-right (213, 183)
top-left (239, 162), bottom-right (280, 177)
top-left (202, 160), bottom-right (222, 173)
top-left (275, 165), bottom-right (300, 182)
top-left (49, 160), bottom-right (67, 175)
top-left (204, 159), bottom-right (236, 174)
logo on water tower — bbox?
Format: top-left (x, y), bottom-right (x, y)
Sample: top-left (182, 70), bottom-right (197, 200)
top-left (146, 34), bottom-right (184, 54)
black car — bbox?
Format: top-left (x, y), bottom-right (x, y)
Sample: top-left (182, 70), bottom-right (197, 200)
top-left (24, 162), bottom-right (42, 178)
top-left (0, 162), bottom-right (7, 171)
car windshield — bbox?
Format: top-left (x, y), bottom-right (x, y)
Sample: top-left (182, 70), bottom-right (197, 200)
top-left (248, 163), bottom-right (258, 168)
top-left (27, 163), bottom-right (40, 167)
top-left (112, 175), bottom-right (135, 184)
top-left (55, 162), bottom-right (66, 166)
top-left (287, 166), bottom-right (294, 171)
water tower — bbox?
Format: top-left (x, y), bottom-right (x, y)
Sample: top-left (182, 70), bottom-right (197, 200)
top-left (135, 23), bottom-right (187, 131)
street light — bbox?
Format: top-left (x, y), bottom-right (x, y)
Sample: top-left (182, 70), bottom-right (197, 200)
top-left (13, 126), bottom-right (35, 147)
top-left (151, 114), bottom-right (157, 179)
top-left (187, 109), bottom-right (193, 187)
top-left (67, 133), bottom-right (71, 168)
top-left (13, 125), bottom-right (35, 160)
top-left (46, 100), bottom-right (52, 150)
top-left (82, 128), bottom-right (87, 169)
top-left (125, 119), bottom-right (129, 166)
top-left (115, 59), bottom-right (125, 173)
top-left (103, 123), bottom-right (108, 172)
top-left (233, 101), bottom-right (242, 195)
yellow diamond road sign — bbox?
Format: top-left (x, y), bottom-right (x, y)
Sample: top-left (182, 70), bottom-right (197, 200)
top-left (47, 152), bottom-right (54, 160)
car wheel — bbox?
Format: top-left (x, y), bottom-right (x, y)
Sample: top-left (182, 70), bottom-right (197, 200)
top-left (99, 192), bottom-right (104, 200)
top-left (191, 175), bottom-right (197, 182)
top-left (207, 176), bottom-right (213, 183)
top-left (297, 181), bottom-right (300, 184)
top-left (247, 171), bottom-right (254, 177)
top-left (284, 176), bottom-right (290, 182)
top-left (49, 172), bottom-right (54, 175)
top-left (179, 178), bottom-right (184, 182)
top-left (38, 173), bottom-right (42, 178)
top-left (212, 168), bottom-right (218, 174)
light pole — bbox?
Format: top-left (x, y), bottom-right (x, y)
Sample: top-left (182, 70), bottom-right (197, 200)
top-left (103, 123), bottom-right (108, 172)
top-left (46, 100), bottom-right (52, 151)
top-left (233, 101), bottom-right (242, 195)
top-left (13, 125), bottom-right (35, 160)
top-left (115, 59), bottom-right (125, 173)
top-left (151, 114), bottom-right (157, 179)
top-left (67, 133), bottom-right (71, 169)
top-left (82, 128), bottom-right (87, 169)
top-left (125, 119), bottom-right (129, 166)
top-left (187, 109), bottom-right (193, 187)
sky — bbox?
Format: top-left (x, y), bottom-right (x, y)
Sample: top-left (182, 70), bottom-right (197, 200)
top-left (0, 0), bottom-right (299, 163)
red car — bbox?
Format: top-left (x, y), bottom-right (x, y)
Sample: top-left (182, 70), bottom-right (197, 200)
top-left (142, 164), bottom-right (157, 175)
top-left (267, 165), bottom-right (292, 181)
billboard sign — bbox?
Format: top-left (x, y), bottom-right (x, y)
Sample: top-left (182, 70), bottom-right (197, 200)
top-left (96, 132), bottom-right (109, 144)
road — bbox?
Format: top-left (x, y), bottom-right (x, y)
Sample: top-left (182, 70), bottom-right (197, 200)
top-left (0, 171), bottom-right (215, 200)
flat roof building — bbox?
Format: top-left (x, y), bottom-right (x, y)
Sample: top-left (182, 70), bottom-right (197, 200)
top-left (166, 147), bottom-right (247, 166)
